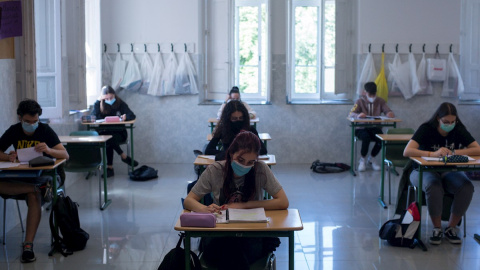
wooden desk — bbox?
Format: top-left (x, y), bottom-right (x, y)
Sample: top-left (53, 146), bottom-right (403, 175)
top-left (347, 117), bottom-right (402, 176)
top-left (207, 132), bottom-right (271, 148)
top-left (59, 135), bottom-right (112, 210)
top-left (208, 117), bottom-right (260, 133)
top-left (1, 159), bottom-right (66, 256)
top-left (175, 209), bottom-right (303, 270)
top-left (409, 156), bottom-right (480, 243)
top-left (82, 120), bottom-right (136, 172)
top-left (375, 134), bottom-right (412, 208)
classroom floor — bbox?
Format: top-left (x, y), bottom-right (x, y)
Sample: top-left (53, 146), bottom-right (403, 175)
top-left (2, 163), bottom-right (480, 270)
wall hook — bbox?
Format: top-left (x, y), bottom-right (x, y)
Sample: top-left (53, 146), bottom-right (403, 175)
top-left (171, 43), bottom-right (174, 52)
top-left (104, 44), bottom-right (107, 53)
top-left (368, 44), bottom-right (371, 53)
top-left (409, 44), bottom-right (412, 53)
top-left (117, 43), bottom-right (120, 53)
top-left (184, 43), bottom-right (187, 52)
top-left (157, 43), bottom-right (160, 52)
top-left (382, 44), bottom-right (385, 53)
top-left (450, 44), bottom-right (453, 53)
top-left (423, 44), bottom-right (425, 53)
top-left (436, 44), bottom-right (439, 53)
top-left (131, 43), bottom-right (134, 52)
top-left (144, 44), bottom-right (147, 53)
top-left (396, 44), bottom-right (398, 53)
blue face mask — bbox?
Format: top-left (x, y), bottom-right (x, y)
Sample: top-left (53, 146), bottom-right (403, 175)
top-left (231, 160), bottom-right (254, 177)
top-left (22, 121), bottom-right (39, 133)
top-left (105, 98), bottom-right (116, 105)
top-left (440, 122), bottom-right (455, 133)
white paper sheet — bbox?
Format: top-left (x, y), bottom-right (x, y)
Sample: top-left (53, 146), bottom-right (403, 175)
top-left (0, 162), bottom-right (20, 169)
top-left (17, 147), bottom-right (43, 164)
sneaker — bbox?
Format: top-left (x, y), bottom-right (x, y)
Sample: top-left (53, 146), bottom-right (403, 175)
top-left (21, 242), bottom-right (36, 263)
top-left (429, 227), bottom-right (443, 245)
top-left (444, 227), bottom-right (462, 244)
top-left (102, 168), bottom-right (115, 178)
top-left (37, 180), bottom-right (53, 203)
top-left (369, 156), bottom-right (381, 171)
top-left (358, 157), bottom-right (366, 172)
top-left (121, 156), bottom-right (139, 167)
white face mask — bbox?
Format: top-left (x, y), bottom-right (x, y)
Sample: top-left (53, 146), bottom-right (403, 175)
top-left (367, 96), bottom-right (376, 103)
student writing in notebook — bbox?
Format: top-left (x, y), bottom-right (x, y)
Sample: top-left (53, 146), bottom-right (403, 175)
top-left (184, 131), bottom-right (288, 269)
top-left (404, 102), bottom-right (480, 245)
top-left (91, 85), bottom-right (138, 178)
top-left (349, 82), bottom-right (395, 172)
top-left (206, 100), bottom-right (266, 160)
top-left (0, 99), bottom-right (69, 263)
top-left (217, 86), bottom-right (257, 119)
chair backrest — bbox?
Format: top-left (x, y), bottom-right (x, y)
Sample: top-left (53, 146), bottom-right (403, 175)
top-left (65, 131), bottom-right (102, 170)
top-left (385, 128), bottom-right (415, 164)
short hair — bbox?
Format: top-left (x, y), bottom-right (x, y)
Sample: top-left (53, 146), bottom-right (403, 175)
top-left (364, 82), bottom-right (377, 95)
top-left (17, 99), bottom-right (42, 117)
top-left (229, 86), bottom-right (240, 95)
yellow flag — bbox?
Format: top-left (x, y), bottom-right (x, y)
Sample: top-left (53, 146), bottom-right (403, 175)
top-left (375, 52), bottom-right (389, 102)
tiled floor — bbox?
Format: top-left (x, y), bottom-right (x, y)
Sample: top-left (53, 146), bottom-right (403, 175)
top-left (2, 163), bottom-right (480, 270)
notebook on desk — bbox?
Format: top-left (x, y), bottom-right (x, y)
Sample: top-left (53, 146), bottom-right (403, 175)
top-left (215, 208), bottom-right (268, 224)
top-left (0, 170), bottom-right (42, 178)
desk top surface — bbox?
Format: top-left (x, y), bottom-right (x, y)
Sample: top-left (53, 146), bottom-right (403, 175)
top-left (0, 158), bottom-right (66, 170)
top-left (208, 118), bottom-right (260, 123)
top-left (59, 135), bottom-right (112, 143)
top-left (194, 155), bottom-right (276, 166)
top-left (82, 119), bottom-right (136, 125)
top-left (376, 134), bottom-right (413, 141)
top-left (175, 209), bottom-right (303, 232)
top-left (410, 156), bottom-right (480, 166)
top-left (347, 117), bottom-right (402, 123)
top-left (207, 133), bottom-right (271, 141)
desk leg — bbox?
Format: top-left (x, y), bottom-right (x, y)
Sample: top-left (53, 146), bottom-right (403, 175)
top-left (289, 231), bottom-right (294, 270)
top-left (185, 233), bottom-right (191, 270)
top-left (350, 125), bottom-right (356, 176)
top-left (129, 124), bottom-right (135, 172)
top-left (210, 123), bottom-right (214, 133)
top-left (48, 168), bottom-right (59, 256)
top-left (416, 166), bottom-right (424, 240)
top-left (100, 143), bottom-right (112, 210)
top-left (378, 141), bottom-right (387, 209)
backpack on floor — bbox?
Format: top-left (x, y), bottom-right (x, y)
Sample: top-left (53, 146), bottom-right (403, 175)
top-left (49, 194), bottom-right (89, 256)
top-left (158, 233), bottom-right (201, 270)
top-left (310, 160), bottom-right (350, 173)
top-left (379, 202), bottom-right (426, 251)
top-left (129, 165), bottom-right (158, 181)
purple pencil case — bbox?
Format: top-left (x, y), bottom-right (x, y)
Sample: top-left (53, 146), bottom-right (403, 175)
top-left (180, 212), bottom-right (216, 228)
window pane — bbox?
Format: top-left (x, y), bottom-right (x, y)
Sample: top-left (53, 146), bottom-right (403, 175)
top-left (295, 66), bottom-right (317, 93)
top-left (295, 7), bottom-right (317, 66)
top-left (37, 77), bottom-right (56, 107)
top-left (324, 67), bottom-right (335, 93)
top-left (238, 7), bottom-right (258, 67)
top-left (324, 1), bottom-right (335, 67)
top-left (260, 4), bottom-right (267, 97)
top-left (239, 66), bottom-right (258, 94)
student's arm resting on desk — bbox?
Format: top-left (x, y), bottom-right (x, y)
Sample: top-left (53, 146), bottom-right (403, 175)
top-left (205, 136), bottom-right (221, 155)
top-left (36, 143), bottom-right (69, 160)
top-left (227, 188), bottom-right (289, 210)
top-left (250, 127), bottom-right (267, 155)
top-left (119, 102), bottom-right (136, 121)
top-left (242, 102), bottom-right (257, 119)
top-left (403, 139), bottom-right (451, 158)
top-left (184, 192), bottom-right (222, 214)
top-left (348, 101), bottom-right (365, 118)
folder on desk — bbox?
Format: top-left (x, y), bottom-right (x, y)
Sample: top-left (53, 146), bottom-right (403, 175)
top-left (0, 170), bottom-right (42, 178)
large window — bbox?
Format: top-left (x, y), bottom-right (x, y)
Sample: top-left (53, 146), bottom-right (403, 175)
top-left (234, 0), bottom-right (269, 101)
top-left (288, 0), bottom-right (346, 103)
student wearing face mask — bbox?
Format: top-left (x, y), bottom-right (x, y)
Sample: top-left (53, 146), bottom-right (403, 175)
top-left (404, 102), bottom-right (480, 245)
top-left (91, 85), bottom-right (137, 177)
top-left (184, 131), bottom-right (288, 269)
top-left (216, 86), bottom-right (257, 119)
top-left (206, 100), bottom-right (266, 160)
top-left (0, 99), bottom-right (69, 263)
top-left (349, 82), bottom-right (395, 172)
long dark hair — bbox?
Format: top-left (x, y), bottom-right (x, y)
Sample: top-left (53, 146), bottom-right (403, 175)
top-left (426, 102), bottom-right (464, 129)
top-left (222, 131), bottom-right (261, 203)
top-left (100, 85), bottom-right (124, 114)
top-left (213, 100), bottom-right (250, 144)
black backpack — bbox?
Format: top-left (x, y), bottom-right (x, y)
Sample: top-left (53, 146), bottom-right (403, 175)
top-left (49, 194), bottom-right (89, 256)
top-left (310, 160), bottom-right (350, 173)
top-left (129, 165), bottom-right (158, 181)
top-left (158, 233), bottom-right (201, 270)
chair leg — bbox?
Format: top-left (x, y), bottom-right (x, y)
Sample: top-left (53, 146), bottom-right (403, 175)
top-left (387, 163), bottom-right (392, 205)
top-left (16, 200), bottom-right (24, 233)
top-left (3, 199), bottom-right (6, 245)
top-left (464, 214), bottom-right (466, 238)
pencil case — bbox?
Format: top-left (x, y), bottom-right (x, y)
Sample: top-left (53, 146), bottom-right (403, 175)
top-left (105, 116), bottom-right (121, 122)
top-left (442, 155), bottom-right (469, 163)
top-left (180, 212), bottom-right (216, 228)
top-left (81, 115), bottom-right (96, 123)
top-left (29, 156), bottom-right (55, 167)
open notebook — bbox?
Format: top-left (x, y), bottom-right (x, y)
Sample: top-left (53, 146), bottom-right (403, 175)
top-left (215, 208), bottom-right (268, 224)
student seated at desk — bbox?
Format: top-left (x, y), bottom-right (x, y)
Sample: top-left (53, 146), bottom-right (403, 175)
top-left (206, 100), bottom-right (266, 160)
top-left (0, 99), bottom-right (69, 263)
top-left (349, 82), bottom-right (395, 172)
top-left (91, 85), bottom-right (138, 177)
top-left (184, 131), bottom-right (288, 270)
top-left (404, 102), bottom-right (480, 245)
top-left (217, 86), bottom-right (256, 119)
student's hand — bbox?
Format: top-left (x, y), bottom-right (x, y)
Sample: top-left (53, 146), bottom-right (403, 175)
top-left (225, 202), bottom-right (246, 209)
top-left (249, 113), bottom-right (255, 119)
top-left (386, 112), bottom-right (395, 118)
top-left (433, 147), bottom-right (453, 157)
top-left (98, 94), bottom-right (106, 101)
top-left (34, 143), bottom-right (51, 155)
top-left (206, 203), bottom-right (222, 214)
top-left (121, 114), bottom-right (126, 121)
top-left (358, 112), bottom-right (366, 118)
top-left (8, 151), bottom-right (16, 162)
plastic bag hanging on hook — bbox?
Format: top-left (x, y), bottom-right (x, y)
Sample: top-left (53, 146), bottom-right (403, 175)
top-left (387, 52), bottom-right (402, 97)
top-left (408, 52), bottom-right (421, 96)
top-left (161, 51), bottom-right (178, 96)
top-left (416, 52), bottom-right (433, 95)
top-left (389, 54), bottom-right (414, 100)
top-left (120, 52), bottom-right (142, 91)
top-left (147, 52), bottom-right (165, 96)
top-left (102, 51), bottom-right (113, 87)
top-left (442, 52), bottom-right (464, 97)
top-left (356, 52), bottom-right (377, 96)
top-left (174, 52), bottom-right (198, 95)
top-left (139, 52), bottom-right (154, 94)
top-left (427, 52), bottom-right (446, 82)
top-left (111, 52), bottom-right (127, 90)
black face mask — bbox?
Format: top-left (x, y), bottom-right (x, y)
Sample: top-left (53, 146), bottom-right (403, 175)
top-left (231, 121), bottom-right (244, 132)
